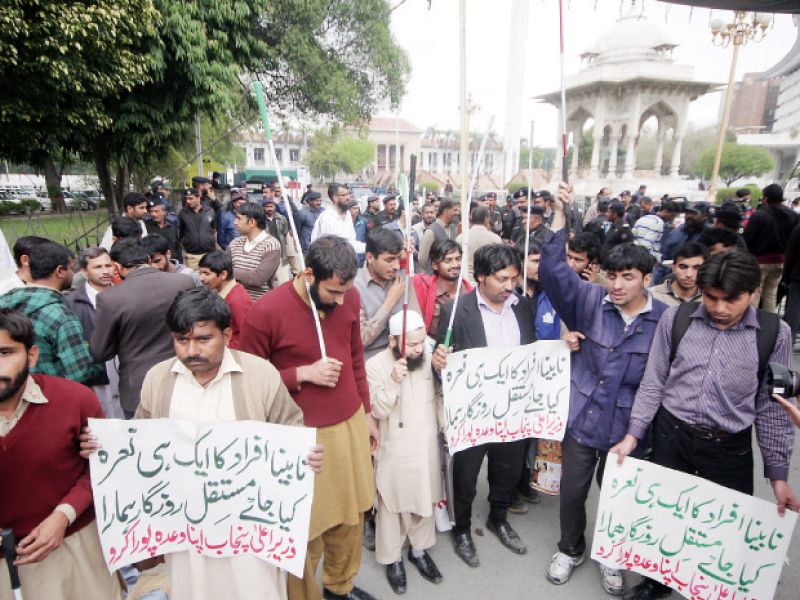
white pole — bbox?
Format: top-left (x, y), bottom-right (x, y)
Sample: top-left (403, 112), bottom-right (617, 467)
top-left (195, 114), bottom-right (204, 178)
top-left (523, 121), bottom-right (535, 285)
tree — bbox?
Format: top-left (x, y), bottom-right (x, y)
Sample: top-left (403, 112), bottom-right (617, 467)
top-left (692, 143), bottom-right (775, 187)
top-left (519, 146), bottom-right (557, 171)
top-left (307, 132), bottom-right (375, 178)
top-left (2, 0), bottom-right (410, 214)
top-left (0, 0), bottom-right (158, 211)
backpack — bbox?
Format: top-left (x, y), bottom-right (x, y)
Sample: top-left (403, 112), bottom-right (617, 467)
top-left (669, 301), bottom-right (781, 383)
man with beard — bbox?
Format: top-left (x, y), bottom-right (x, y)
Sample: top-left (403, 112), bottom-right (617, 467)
top-left (457, 206), bottom-right (502, 286)
top-left (374, 195), bottom-right (398, 228)
top-left (654, 201), bottom-right (710, 284)
top-left (354, 228), bottom-right (407, 361)
top-left (64, 247), bottom-right (124, 419)
top-left (418, 199), bottom-right (459, 275)
top-left (412, 203), bottom-right (437, 251)
top-left (432, 244), bottom-right (536, 565)
top-left (412, 239), bottom-right (473, 339)
top-left (366, 311), bottom-right (444, 594)
top-left (311, 184), bottom-right (366, 255)
top-left (0, 309), bottom-right (124, 600)
top-left (238, 235), bottom-right (380, 600)
top-left (650, 242), bottom-right (708, 307)
top-left (0, 242), bottom-right (103, 386)
top-left (146, 201), bottom-right (183, 262)
top-left (142, 234), bottom-right (202, 286)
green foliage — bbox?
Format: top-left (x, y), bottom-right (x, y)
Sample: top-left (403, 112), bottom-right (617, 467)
top-left (693, 143), bottom-right (774, 187)
top-left (508, 183), bottom-right (527, 196)
top-left (420, 182), bottom-right (439, 194)
top-left (714, 184), bottom-right (761, 206)
top-left (0, 199), bottom-right (40, 215)
top-left (307, 133), bottom-right (375, 178)
top-left (519, 147), bottom-right (556, 171)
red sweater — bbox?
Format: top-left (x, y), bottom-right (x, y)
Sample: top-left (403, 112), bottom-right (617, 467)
top-left (0, 374), bottom-right (102, 539)
top-left (238, 280), bottom-right (371, 428)
top-left (225, 282), bottom-right (253, 350)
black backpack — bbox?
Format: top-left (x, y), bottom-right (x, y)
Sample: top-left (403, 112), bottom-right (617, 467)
top-left (670, 301), bottom-right (781, 383)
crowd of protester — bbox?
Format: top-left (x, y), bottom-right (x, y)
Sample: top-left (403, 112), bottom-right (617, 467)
top-left (0, 176), bottom-right (799, 600)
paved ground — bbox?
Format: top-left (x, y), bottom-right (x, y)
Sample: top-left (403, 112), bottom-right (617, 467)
top-left (343, 357), bottom-right (800, 600)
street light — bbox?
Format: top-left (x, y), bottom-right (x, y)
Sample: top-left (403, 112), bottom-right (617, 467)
top-left (706, 11), bottom-right (771, 202)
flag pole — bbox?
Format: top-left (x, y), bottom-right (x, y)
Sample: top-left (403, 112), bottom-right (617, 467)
top-left (442, 116), bottom-right (495, 350)
top-left (558, 0), bottom-right (569, 185)
top-left (399, 157), bottom-right (416, 429)
top-left (523, 121), bottom-right (535, 285)
top-left (253, 81), bottom-right (327, 360)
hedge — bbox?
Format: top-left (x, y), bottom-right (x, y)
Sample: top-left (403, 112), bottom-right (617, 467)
top-left (714, 184), bottom-right (760, 207)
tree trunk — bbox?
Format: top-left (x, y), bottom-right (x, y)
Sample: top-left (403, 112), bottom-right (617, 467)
top-left (44, 155), bottom-right (67, 213)
top-left (94, 143), bottom-right (118, 215)
top-left (114, 159), bottom-right (131, 206)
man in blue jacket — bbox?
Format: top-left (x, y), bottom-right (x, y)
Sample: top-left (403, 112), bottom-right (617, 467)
top-left (653, 201), bottom-right (710, 284)
top-left (216, 191), bottom-right (248, 250)
top-left (538, 183), bottom-right (668, 597)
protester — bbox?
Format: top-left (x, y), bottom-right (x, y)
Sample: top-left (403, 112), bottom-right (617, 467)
top-left (100, 192), bottom-right (149, 250)
top-left (654, 201), bottom-right (710, 284)
top-left (566, 233), bottom-right (603, 284)
top-left (146, 202), bottom-right (183, 262)
top-left (63, 247), bottom-right (124, 419)
top-left (226, 202), bottom-right (281, 301)
top-left (412, 239), bottom-right (472, 339)
top-left (90, 239), bottom-right (194, 418)
top-left (538, 184), bottom-right (667, 596)
top-left (519, 239), bottom-right (561, 341)
top-left (697, 226), bottom-right (747, 254)
top-left (178, 188), bottom-right (217, 271)
top-left (142, 234), bottom-right (202, 286)
top-left (310, 184), bottom-right (366, 255)
top-left (198, 251), bottom-right (252, 350)
top-left (0, 242), bottom-right (102, 385)
top-left (412, 203), bottom-right (437, 249)
top-left (433, 244), bottom-right (537, 566)
top-left (350, 202), bottom-right (368, 267)
top-left (742, 183), bottom-right (799, 311)
top-left (650, 242), bottom-right (708, 306)
top-left (262, 196), bottom-right (291, 267)
top-left (0, 236), bottom-right (48, 295)
top-left (238, 235), bottom-right (379, 600)
top-left (216, 191), bottom-right (248, 251)
top-left (366, 311), bottom-right (444, 594)
top-left (456, 206), bottom-right (502, 286)
top-left (631, 200), bottom-right (679, 264)
top-left (582, 187), bottom-right (612, 225)
top-left (611, 250), bottom-right (798, 600)
top-left (298, 191), bottom-right (325, 253)
top-left (0, 309), bottom-right (125, 600)
top-left (418, 199), bottom-right (459, 274)
top-left (354, 228), bottom-right (407, 361)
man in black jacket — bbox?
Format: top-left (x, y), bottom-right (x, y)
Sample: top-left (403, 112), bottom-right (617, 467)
top-left (600, 202), bottom-right (633, 260)
top-left (178, 187), bottom-right (217, 271)
top-left (742, 183), bottom-right (799, 311)
top-left (432, 244), bottom-right (537, 567)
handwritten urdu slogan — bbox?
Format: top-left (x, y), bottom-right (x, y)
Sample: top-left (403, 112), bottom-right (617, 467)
top-left (593, 458), bottom-right (797, 600)
top-left (88, 418), bottom-right (316, 578)
top-left (441, 341), bottom-right (570, 454)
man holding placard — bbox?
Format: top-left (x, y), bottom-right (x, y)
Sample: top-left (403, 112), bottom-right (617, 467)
top-left (538, 183), bottom-right (668, 596)
top-left (611, 249), bottom-right (798, 600)
top-left (239, 236), bottom-right (380, 600)
top-left (432, 244), bottom-right (537, 566)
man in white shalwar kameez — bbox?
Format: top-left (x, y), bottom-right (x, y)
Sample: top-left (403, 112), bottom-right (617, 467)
top-left (366, 312), bottom-right (444, 594)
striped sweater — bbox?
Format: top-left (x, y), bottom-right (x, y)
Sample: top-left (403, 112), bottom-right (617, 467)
top-left (225, 232), bottom-right (282, 301)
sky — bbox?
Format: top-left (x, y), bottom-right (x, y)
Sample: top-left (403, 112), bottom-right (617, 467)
top-left (384, 0), bottom-right (799, 147)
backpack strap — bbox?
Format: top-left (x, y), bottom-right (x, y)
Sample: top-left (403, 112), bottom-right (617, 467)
top-left (669, 301), bottom-right (700, 364)
top-left (754, 309), bottom-right (781, 378)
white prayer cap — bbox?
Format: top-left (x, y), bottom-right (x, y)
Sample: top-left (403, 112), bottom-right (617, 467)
top-left (389, 311), bottom-right (425, 336)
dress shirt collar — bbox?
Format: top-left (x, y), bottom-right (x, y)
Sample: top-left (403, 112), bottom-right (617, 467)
top-left (603, 289), bottom-right (653, 331)
top-left (218, 278), bottom-right (239, 300)
top-left (476, 287), bottom-right (519, 314)
top-left (693, 302), bottom-right (760, 331)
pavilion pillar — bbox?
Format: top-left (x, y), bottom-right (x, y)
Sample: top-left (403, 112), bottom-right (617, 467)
top-left (607, 134), bottom-right (620, 179)
top-left (589, 134), bottom-right (602, 179)
top-left (570, 129), bottom-right (580, 179)
top-left (669, 135), bottom-right (683, 179)
top-left (622, 131), bottom-right (637, 180)
top-left (653, 133), bottom-right (666, 178)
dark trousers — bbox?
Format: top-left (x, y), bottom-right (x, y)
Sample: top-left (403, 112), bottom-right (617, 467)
top-left (784, 280), bottom-right (800, 345)
top-left (643, 410), bottom-right (754, 594)
top-left (452, 439), bottom-right (526, 534)
top-left (558, 433), bottom-right (608, 557)
top-left (516, 438), bottom-right (534, 493)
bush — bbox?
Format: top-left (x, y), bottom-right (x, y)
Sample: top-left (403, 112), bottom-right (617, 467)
top-left (20, 199), bottom-right (42, 212)
top-left (420, 182), bottom-right (439, 195)
top-left (714, 184), bottom-right (761, 206)
top-left (508, 182), bottom-right (527, 196)
top-left (0, 201), bottom-right (18, 215)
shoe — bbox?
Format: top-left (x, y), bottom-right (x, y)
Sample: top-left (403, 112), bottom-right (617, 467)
top-left (363, 520), bottom-right (376, 551)
top-left (323, 587), bottom-right (378, 600)
top-left (622, 580), bottom-right (672, 600)
top-left (546, 551), bottom-right (585, 584)
top-left (600, 564), bottom-right (625, 596)
top-left (507, 495), bottom-right (529, 514)
top-left (407, 547), bottom-right (443, 584)
top-left (451, 531), bottom-right (479, 567)
top-left (386, 561), bottom-right (406, 594)
top-left (486, 519), bottom-right (527, 554)
top-left (518, 486), bottom-right (541, 505)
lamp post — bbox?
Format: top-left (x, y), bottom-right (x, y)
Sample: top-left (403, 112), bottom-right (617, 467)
top-left (706, 11), bottom-right (771, 202)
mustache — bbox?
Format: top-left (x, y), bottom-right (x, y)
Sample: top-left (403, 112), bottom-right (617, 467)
top-left (182, 356), bottom-right (209, 364)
